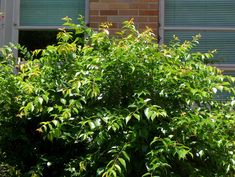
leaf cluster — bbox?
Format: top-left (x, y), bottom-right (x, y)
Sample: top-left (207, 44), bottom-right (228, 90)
top-left (0, 18), bottom-right (234, 176)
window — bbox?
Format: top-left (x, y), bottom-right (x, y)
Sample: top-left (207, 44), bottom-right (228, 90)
top-left (19, 31), bottom-right (58, 51)
top-left (18, 0), bottom-right (87, 50)
top-left (19, 0), bottom-right (86, 27)
top-left (1, 0), bottom-right (88, 50)
top-left (160, 0), bottom-right (235, 73)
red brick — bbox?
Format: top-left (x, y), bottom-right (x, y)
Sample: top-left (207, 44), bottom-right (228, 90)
top-left (143, 0), bottom-right (157, 2)
top-left (107, 16), bottom-right (132, 23)
top-left (99, 0), bottom-right (127, 2)
top-left (148, 3), bottom-right (158, 9)
top-left (139, 23), bottom-right (157, 29)
top-left (89, 23), bottom-right (100, 28)
top-left (100, 10), bottom-right (118, 15)
top-left (90, 10), bottom-right (99, 16)
top-left (89, 16), bottom-right (107, 22)
top-left (118, 10), bottom-right (139, 15)
top-left (148, 16), bottom-right (158, 22)
top-left (109, 3), bottom-right (130, 9)
top-left (129, 3), bottom-right (149, 9)
top-left (90, 3), bottom-right (109, 10)
top-left (133, 17), bottom-right (149, 22)
top-left (139, 10), bottom-right (158, 16)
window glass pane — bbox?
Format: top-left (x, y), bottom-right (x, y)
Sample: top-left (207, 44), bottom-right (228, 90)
top-left (164, 31), bottom-right (235, 64)
top-left (19, 31), bottom-right (58, 51)
top-left (20, 0), bottom-right (85, 26)
top-left (165, 0), bottom-right (235, 27)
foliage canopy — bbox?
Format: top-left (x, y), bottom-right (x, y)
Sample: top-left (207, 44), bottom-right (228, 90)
top-left (0, 17), bottom-right (235, 177)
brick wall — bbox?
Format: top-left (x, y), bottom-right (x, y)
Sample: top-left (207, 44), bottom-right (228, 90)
top-left (89, 0), bottom-right (159, 35)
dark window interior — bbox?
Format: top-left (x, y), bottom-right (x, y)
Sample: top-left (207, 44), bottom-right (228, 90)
top-left (19, 30), bottom-right (58, 51)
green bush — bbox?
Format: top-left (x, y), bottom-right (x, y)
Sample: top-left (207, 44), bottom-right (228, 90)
top-left (0, 163), bottom-right (21, 177)
top-left (0, 17), bottom-right (234, 177)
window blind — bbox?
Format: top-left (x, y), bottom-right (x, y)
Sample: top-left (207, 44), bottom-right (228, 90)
top-left (164, 0), bottom-right (235, 65)
top-left (165, 0), bottom-right (235, 27)
top-left (20, 0), bottom-right (85, 26)
top-left (165, 31), bottom-right (235, 64)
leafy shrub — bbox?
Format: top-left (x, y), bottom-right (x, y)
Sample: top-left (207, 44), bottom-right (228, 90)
top-left (0, 163), bottom-right (21, 177)
top-left (0, 17), bottom-right (234, 177)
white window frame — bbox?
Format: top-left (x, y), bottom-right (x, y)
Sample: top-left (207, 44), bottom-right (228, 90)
top-left (159, 0), bottom-right (235, 72)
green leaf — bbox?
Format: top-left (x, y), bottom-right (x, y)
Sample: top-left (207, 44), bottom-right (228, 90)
top-left (122, 151), bottom-right (130, 162)
top-left (231, 100), bottom-right (235, 106)
top-left (47, 133), bottom-right (54, 142)
top-left (177, 149), bottom-right (189, 160)
top-left (125, 115), bottom-right (131, 124)
top-left (118, 158), bottom-right (126, 169)
top-left (60, 98), bottom-right (67, 105)
top-left (52, 120), bottom-right (59, 127)
top-left (110, 169), bottom-right (117, 177)
top-left (88, 121), bottom-right (95, 130)
top-left (26, 102), bottom-right (34, 112)
top-left (37, 97), bottom-right (43, 105)
top-left (114, 164), bottom-right (122, 174)
top-left (47, 107), bottom-right (54, 113)
top-left (212, 87), bottom-right (217, 93)
top-left (133, 113), bottom-right (140, 121)
top-left (150, 111), bottom-right (157, 121)
top-left (144, 108), bottom-right (153, 120)
top-left (150, 136), bottom-right (159, 146)
top-left (142, 173), bottom-right (151, 177)
top-left (42, 94), bottom-right (49, 103)
top-left (217, 85), bottom-right (224, 91)
top-left (48, 123), bottom-right (53, 131)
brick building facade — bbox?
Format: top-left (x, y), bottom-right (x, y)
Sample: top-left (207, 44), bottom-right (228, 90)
top-left (89, 0), bottom-right (159, 34)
